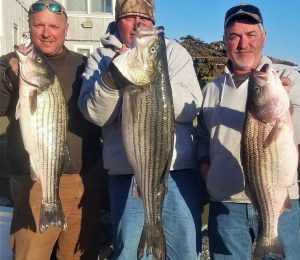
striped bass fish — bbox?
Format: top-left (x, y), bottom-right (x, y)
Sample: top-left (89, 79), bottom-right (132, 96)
top-left (15, 44), bottom-right (68, 232)
top-left (113, 26), bottom-right (175, 259)
top-left (242, 64), bottom-right (298, 258)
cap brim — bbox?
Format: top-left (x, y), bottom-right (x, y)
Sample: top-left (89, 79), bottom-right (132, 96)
top-left (224, 11), bottom-right (262, 27)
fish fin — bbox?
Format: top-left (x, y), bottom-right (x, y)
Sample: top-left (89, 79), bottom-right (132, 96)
top-left (254, 236), bottom-right (284, 258)
top-left (15, 99), bottom-right (21, 119)
top-left (131, 176), bottom-right (141, 198)
top-left (39, 201), bottom-right (67, 233)
top-left (130, 91), bottom-right (140, 124)
top-left (160, 169), bottom-right (168, 186)
top-left (63, 146), bottom-right (70, 170)
top-left (289, 105), bottom-right (293, 115)
top-left (160, 152), bottom-right (172, 184)
top-left (279, 195), bottom-right (292, 215)
top-left (29, 89), bottom-right (38, 114)
top-left (30, 169), bottom-right (38, 181)
top-left (159, 156), bottom-right (172, 195)
top-left (263, 120), bottom-right (283, 148)
top-left (29, 158), bottom-right (39, 181)
top-left (137, 224), bottom-right (166, 260)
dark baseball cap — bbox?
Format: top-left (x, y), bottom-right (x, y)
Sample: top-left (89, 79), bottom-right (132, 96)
top-left (224, 4), bottom-right (263, 28)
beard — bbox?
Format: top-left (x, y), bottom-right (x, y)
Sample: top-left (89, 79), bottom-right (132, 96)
top-left (232, 50), bottom-right (257, 70)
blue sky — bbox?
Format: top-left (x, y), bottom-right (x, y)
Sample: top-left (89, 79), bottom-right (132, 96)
top-left (155, 1), bottom-right (300, 66)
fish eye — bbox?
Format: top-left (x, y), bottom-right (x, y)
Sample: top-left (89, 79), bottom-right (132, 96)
top-left (36, 57), bottom-right (42, 63)
top-left (254, 86), bottom-right (260, 94)
top-left (150, 47), bottom-right (156, 53)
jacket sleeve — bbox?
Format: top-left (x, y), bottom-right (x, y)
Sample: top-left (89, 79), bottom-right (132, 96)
top-left (166, 40), bottom-right (203, 123)
top-left (275, 67), bottom-right (300, 144)
top-left (0, 52), bottom-right (17, 117)
top-left (78, 48), bottom-right (122, 127)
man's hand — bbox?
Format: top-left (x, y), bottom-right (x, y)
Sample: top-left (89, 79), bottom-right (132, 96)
top-left (198, 162), bottom-right (210, 205)
top-left (279, 76), bottom-right (294, 114)
top-left (7, 57), bottom-right (19, 88)
top-left (0, 53), bottom-right (19, 90)
top-left (199, 162), bottom-right (210, 181)
top-left (280, 76), bottom-right (291, 93)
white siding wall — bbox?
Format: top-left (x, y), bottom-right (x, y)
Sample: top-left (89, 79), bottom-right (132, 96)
top-left (63, 0), bottom-right (115, 54)
top-left (0, 0), bottom-right (116, 56)
top-left (0, 0), bottom-right (32, 55)
top-left (64, 15), bottom-right (114, 53)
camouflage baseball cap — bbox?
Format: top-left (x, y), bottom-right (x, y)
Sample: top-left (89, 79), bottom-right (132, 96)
top-left (115, 0), bottom-right (155, 23)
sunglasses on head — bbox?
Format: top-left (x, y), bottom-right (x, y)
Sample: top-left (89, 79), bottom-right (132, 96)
top-left (30, 2), bottom-right (67, 19)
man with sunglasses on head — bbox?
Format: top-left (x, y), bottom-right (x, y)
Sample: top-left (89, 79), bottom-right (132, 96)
top-left (196, 3), bottom-right (300, 259)
top-left (78, 0), bottom-right (206, 259)
top-left (0, 1), bottom-right (105, 259)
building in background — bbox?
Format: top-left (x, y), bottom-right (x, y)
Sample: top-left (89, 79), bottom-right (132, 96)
top-left (0, 0), bottom-right (31, 55)
top-left (63, 0), bottom-right (114, 56)
top-left (0, 0), bottom-right (116, 57)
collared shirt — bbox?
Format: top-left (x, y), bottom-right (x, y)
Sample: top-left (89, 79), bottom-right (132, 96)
top-left (196, 56), bottom-right (300, 202)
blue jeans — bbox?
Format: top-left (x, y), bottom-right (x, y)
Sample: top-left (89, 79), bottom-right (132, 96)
top-left (109, 169), bottom-right (205, 260)
top-left (208, 201), bottom-right (300, 260)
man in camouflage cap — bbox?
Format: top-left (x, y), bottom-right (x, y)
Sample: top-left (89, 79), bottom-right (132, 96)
top-left (78, 0), bottom-right (205, 259)
top-left (115, 0), bottom-right (155, 23)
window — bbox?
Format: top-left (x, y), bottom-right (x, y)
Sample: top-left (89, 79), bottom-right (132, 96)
top-left (91, 0), bottom-right (112, 13)
top-left (66, 0), bottom-right (112, 14)
top-left (66, 0), bottom-right (87, 13)
top-left (74, 45), bottom-right (93, 57)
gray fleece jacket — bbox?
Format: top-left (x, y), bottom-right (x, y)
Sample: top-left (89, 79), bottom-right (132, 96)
top-left (78, 24), bottom-right (203, 175)
top-left (196, 56), bottom-right (300, 202)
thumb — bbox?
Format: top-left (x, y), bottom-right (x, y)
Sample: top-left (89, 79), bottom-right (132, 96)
top-left (9, 58), bottom-right (19, 76)
top-left (280, 76), bottom-right (291, 93)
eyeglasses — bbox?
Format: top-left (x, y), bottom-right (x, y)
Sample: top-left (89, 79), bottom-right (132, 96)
top-left (29, 2), bottom-right (67, 19)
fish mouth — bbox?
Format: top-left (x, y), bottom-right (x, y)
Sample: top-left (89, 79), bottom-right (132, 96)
top-left (135, 25), bottom-right (164, 38)
top-left (15, 43), bottom-right (34, 56)
top-left (14, 44), bottom-right (40, 88)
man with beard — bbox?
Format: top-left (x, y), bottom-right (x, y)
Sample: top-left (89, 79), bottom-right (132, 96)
top-left (196, 3), bottom-right (300, 259)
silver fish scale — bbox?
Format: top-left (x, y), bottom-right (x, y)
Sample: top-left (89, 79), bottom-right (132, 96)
top-left (242, 111), bottom-right (295, 257)
top-left (17, 45), bottom-right (68, 232)
top-left (126, 77), bottom-right (174, 223)
top-left (241, 64), bottom-right (298, 258)
top-left (243, 113), bottom-right (280, 236)
top-left (36, 77), bottom-right (67, 207)
top-left (143, 83), bottom-right (173, 222)
top-left (121, 30), bottom-right (174, 259)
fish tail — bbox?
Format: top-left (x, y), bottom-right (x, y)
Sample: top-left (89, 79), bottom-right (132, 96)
top-left (137, 224), bottom-right (166, 260)
top-left (254, 236), bottom-right (284, 258)
top-left (39, 201), bottom-right (67, 233)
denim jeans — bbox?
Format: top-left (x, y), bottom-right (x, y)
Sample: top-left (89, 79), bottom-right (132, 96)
top-left (109, 169), bottom-right (205, 260)
top-left (208, 201), bottom-right (300, 260)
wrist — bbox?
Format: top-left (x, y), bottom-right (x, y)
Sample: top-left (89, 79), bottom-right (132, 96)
top-left (198, 156), bottom-right (210, 180)
top-left (101, 70), bottom-right (118, 90)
